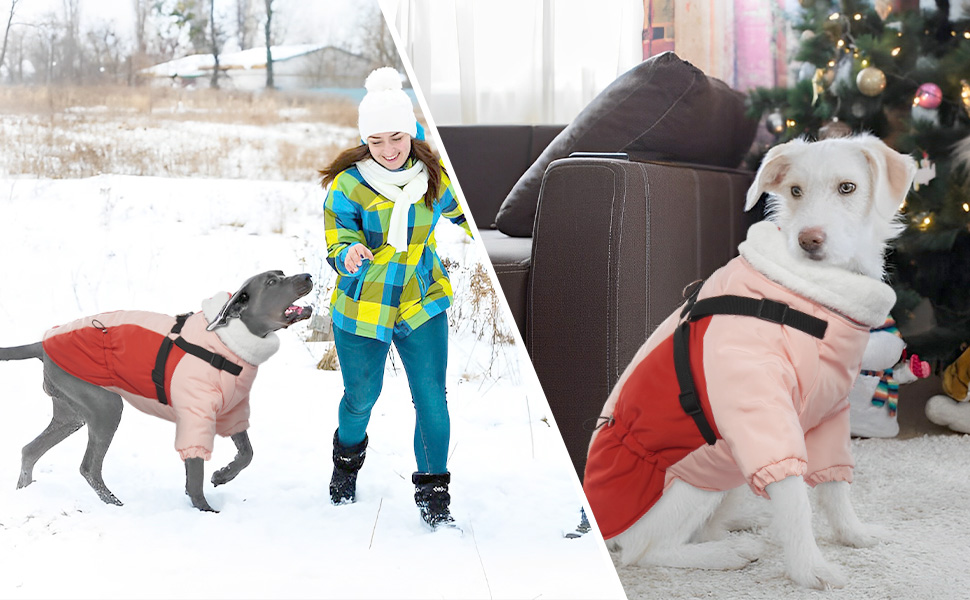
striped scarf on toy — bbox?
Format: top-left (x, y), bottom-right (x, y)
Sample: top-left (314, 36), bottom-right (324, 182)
top-left (860, 319), bottom-right (900, 417)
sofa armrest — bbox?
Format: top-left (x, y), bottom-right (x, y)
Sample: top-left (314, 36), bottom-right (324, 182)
top-left (527, 156), bottom-right (755, 477)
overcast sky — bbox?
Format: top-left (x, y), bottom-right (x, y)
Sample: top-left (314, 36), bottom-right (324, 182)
top-left (8, 0), bottom-right (375, 49)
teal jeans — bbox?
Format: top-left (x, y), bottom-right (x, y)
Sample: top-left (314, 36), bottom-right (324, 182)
top-left (333, 312), bottom-right (449, 474)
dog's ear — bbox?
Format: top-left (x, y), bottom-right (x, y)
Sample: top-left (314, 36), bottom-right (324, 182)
top-left (744, 139), bottom-right (805, 212)
top-left (206, 289), bottom-right (250, 331)
top-left (858, 135), bottom-right (917, 221)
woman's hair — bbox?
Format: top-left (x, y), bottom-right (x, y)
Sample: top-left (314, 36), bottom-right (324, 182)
top-left (319, 138), bottom-right (444, 208)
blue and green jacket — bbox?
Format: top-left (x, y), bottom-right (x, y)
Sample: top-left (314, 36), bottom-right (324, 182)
top-left (323, 158), bottom-right (472, 342)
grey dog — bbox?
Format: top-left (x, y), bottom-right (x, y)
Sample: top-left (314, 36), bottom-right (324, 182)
top-left (0, 270), bottom-right (312, 512)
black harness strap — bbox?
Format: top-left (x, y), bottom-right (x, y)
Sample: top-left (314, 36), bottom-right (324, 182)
top-left (687, 295), bottom-right (829, 339)
top-left (673, 287), bottom-right (830, 446)
top-left (151, 313), bottom-right (242, 405)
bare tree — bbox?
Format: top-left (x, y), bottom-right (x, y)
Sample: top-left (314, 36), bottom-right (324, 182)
top-left (209, 0), bottom-right (219, 88)
top-left (0, 0), bottom-right (20, 79)
top-left (133, 0), bottom-right (150, 55)
top-left (235, 0), bottom-right (255, 49)
top-left (263, 0), bottom-right (273, 88)
top-left (354, 2), bottom-right (401, 70)
top-left (62, 0), bottom-right (81, 82)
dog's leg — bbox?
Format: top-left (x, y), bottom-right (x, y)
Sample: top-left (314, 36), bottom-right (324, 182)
top-left (211, 431), bottom-right (253, 486)
top-left (615, 480), bottom-right (760, 570)
top-left (19, 396), bottom-right (85, 489)
top-left (76, 390), bottom-right (124, 506)
top-left (816, 480), bottom-right (885, 547)
top-left (694, 485), bottom-right (768, 542)
top-left (43, 358), bottom-right (124, 506)
top-left (185, 458), bottom-right (217, 512)
top-left (766, 476), bottom-right (846, 589)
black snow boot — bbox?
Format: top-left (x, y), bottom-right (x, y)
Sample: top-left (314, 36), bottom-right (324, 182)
top-left (330, 430), bottom-right (367, 505)
top-left (412, 472), bottom-right (456, 530)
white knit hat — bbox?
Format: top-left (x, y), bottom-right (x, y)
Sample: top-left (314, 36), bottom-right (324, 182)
top-left (358, 67), bottom-right (418, 142)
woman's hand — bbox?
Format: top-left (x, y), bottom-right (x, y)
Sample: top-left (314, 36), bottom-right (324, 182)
top-left (344, 243), bottom-right (374, 274)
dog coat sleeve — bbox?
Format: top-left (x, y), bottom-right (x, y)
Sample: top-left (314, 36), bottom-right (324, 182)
top-left (215, 394), bottom-right (251, 439)
top-left (701, 314), bottom-right (815, 497)
top-left (169, 362), bottom-right (223, 461)
top-left (803, 405), bottom-right (854, 487)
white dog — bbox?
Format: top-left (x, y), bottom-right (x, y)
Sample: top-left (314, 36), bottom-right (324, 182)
top-left (583, 134), bottom-right (917, 589)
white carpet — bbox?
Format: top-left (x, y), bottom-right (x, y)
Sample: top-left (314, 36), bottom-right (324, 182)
top-left (616, 434), bottom-right (970, 599)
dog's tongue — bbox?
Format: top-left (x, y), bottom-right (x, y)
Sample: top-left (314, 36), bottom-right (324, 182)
top-left (284, 305), bottom-right (312, 324)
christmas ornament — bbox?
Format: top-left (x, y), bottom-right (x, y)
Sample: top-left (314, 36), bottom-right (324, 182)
top-left (766, 110), bottom-right (785, 135)
top-left (914, 82), bottom-right (943, 109)
top-left (856, 66), bottom-right (887, 96)
top-left (819, 118), bottom-right (852, 139)
top-left (874, 0), bottom-right (893, 20)
top-left (913, 154), bottom-right (937, 191)
top-left (811, 68), bottom-right (826, 105)
top-left (911, 105), bottom-right (940, 126)
top-left (798, 62), bottom-right (816, 82)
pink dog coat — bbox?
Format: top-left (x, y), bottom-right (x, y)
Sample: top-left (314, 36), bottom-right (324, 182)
top-left (42, 293), bottom-right (281, 461)
top-left (584, 222), bottom-right (897, 539)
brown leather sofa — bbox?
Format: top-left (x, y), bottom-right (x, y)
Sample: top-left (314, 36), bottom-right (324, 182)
top-left (441, 124), bottom-right (758, 477)
top-left (437, 52), bottom-right (762, 478)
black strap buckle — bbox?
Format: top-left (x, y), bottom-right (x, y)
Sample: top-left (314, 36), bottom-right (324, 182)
top-left (208, 353), bottom-right (227, 370)
top-left (756, 299), bottom-right (788, 325)
top-left (678, 391), bottom-right (702, 416)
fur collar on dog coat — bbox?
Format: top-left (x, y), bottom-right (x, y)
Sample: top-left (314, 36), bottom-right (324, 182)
top-left (584, 221), bottom-right (896, 539)
top-left (42, 293), bottom-right (279, 461)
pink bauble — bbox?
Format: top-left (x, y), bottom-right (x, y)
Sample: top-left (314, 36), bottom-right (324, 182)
top-left (915, 83), bottom-right (943, 109)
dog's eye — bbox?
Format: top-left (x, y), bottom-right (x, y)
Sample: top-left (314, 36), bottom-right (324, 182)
top-left (838, 182), bottom-right (856, 195)
top-left (790, 186), bottom-right (802, 198)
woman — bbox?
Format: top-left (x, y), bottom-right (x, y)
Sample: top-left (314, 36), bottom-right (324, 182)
top-left (319, 67), bottom-right (472, 530)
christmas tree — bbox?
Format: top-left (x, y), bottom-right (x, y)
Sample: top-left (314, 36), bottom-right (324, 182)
top-left (747, 0), bottom-right (970, 365)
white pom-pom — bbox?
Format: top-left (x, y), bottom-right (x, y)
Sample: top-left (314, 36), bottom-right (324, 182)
top-left (364, 67), bottom-right (404, 93)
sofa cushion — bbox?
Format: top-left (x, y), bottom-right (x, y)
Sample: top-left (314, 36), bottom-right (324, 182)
top-left (494, 51), bottom-right (757, 237)
top-left (437, 125), bottom-right (535, 230)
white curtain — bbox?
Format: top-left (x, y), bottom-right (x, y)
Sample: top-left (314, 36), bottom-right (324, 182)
top-left (380, 0), bottom-right (643, 125)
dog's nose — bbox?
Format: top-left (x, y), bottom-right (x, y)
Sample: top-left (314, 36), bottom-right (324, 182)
top-left (798, 228), bottom-right (826, 254)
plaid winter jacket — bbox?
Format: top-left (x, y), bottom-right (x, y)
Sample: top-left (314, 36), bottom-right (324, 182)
top-left (324, 158), bottom-right (472, 342)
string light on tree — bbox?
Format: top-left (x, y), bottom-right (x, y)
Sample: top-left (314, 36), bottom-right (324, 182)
top-left (962, 80), bottom-right (970, 118)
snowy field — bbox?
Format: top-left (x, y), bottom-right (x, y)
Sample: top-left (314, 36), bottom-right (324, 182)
top-left (0, 107), bottom-right (625, 598)
top-left (617, 434), bottom-right (970, 599)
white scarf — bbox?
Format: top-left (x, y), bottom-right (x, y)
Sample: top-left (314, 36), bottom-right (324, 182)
top-left (355, 158), bottom-right (429, 252)
top-left (738, 221), bottom-right (896, 328)
top-left (202, 293), bottom-right (280, 366)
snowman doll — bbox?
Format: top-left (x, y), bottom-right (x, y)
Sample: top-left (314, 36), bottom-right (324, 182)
top-left (850, 319), bottom-right (930, 438)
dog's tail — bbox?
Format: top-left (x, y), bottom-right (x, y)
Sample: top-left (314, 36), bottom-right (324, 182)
top-left (0, 343), bottom-right (43, 361)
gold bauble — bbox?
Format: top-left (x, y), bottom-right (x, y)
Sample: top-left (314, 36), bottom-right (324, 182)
top-left (856, 66), bottom-right (887, 97)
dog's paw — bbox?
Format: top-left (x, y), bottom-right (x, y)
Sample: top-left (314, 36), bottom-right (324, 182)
top-left (835, 522), bottom-right (888, 548)
top-left (640, 540), bottom-right (757, 571)
top-left (211, 467), bottom-right (233, 487)
top-left (730, 536), bottom-right (764, 562)
top-left (788, 557), bottom-right (847, 590)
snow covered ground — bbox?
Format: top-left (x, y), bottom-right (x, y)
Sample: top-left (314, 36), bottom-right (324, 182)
top-left (616, 434), bottom-right (970, 599)
top-left (0, 173), bottom-right (625, 599)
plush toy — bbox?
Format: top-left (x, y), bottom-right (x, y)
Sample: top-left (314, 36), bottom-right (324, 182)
top-left (849, 319), bottom-right (930, 438)
top-left (925, 344), bottom-right (970, 433)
